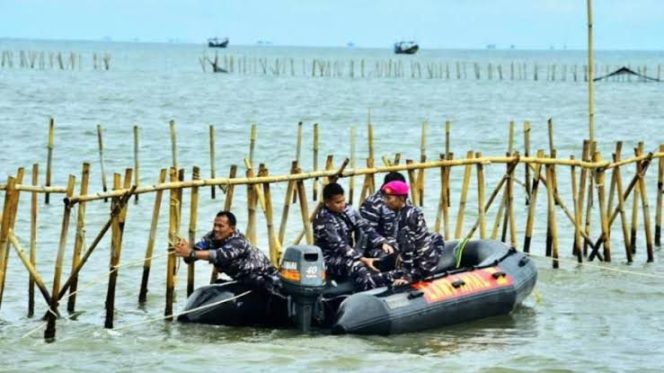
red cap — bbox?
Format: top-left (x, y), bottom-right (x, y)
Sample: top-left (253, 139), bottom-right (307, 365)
top-left (382, 180), bottom-right (409, 197)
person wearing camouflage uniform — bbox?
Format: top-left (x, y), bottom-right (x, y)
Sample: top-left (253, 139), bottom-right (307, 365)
top-left (359, 172), bottom-right (408, 258)
top-left (314, 183), bottom-right (393, 290)
top-left (380, 180), bottom-right (444, 285)
top-left (174, 211), bottom-right (277, 292)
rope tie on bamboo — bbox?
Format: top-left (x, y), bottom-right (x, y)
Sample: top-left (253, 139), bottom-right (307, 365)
top-left (111, 289), bottom-right (253, 332)
top-left (527, 252), bottom-right (664, 279)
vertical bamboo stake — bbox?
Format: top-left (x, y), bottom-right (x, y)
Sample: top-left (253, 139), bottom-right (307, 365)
top-left (187, 166), bottom-right (200, 296)
top-left (524, 151), bottom-right (544, 253)
top-left (104, 170), bottom-right (132, 328)
top-left (655, 144), bottom-right (663, 246)
top-left (507, 157), bottom-right (518, 250)
top-left (133, 125), bottom-right (140, 203)
top-left (577, 141), bottom-right (590, 255)
top-left (367, 120), bottom-right (375, 194)
top-left (209, 125), bottom-right (217, 199)
top-left (546, 162), bottom-right (559, 268)
top-left (454, 151), bottom-right (474, 239)
top-left (636, 146), bottom-right (654, 262)
top-left (296, 166), bottom-right (314, 244)
top-left (593, 152), bottom-right (611, 262)
top-left (210, 165), bottom-right (238, 284)
top-left (587, 0), bottom-right (596, 140)
top-left (45, 118), bottom-right (55, 204)
top-left (443, 153), bottom-right (453, 238)
top-left (278, 162), bottom-right (298, 247)
top-left (139, 169), bottom-right (167, 303)
top-left (260, 165), bottom-right (280, 265)
top-left (445, 121), bottom-right (451, 157)
top-left (524, 121), bottom-right (531, 203)
top-left (416, 121), bottom-right (427, 206)
top-left (507, 121), bottom-right (515, 154)
top-left (570, 156), bottom-right (583, 262)
top-left (249, 123), bottom-right (257, 166)
top-left (435, 154), bottom-right (447, 234)
top-left (44, 175), bottom-right (75, 341)
top-left (583, 141), bottom-right (596, 256)
top-left (67, 163), bottom-right (90, 313)
top-left (246, 165), bottom-right (258, 245)
top-left (169, 120), bottom-right (178, 169)
top-left (165, 167), bottom-right (178, 319)
top-left (296, 121), bottom-right (303, 165)
top-left (28, 164), bottom-right (39, 317)
top-left (97, 124), bottom-right (109, 202)
top-left (312, 123), bottom-right (319, 201)
top-left (611, 151), bottom-right (632, 262)
top-left (406, 160), bottom-right (419, 205)
top-left (0, 177), bottom-right (20, 310)
top-left (476, 152), bottom-right (487, 239)
top-left (630, 156), bottom-right (640, 255)
top-left (349, 126), bottom-right (356, 205)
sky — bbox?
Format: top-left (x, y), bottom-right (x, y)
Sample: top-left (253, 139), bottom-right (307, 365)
top-left (1, 0), bottom-right (663, 50)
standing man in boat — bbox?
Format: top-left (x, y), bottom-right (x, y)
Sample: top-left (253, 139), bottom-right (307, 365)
top-left (173, 210), bottom-right (279, 293)
top-left (380, 180), bottom-right (444, 286)
top-left (359, 172), bottom-right (407, 258)
top-left (313, 182), bottom-right (395, 290)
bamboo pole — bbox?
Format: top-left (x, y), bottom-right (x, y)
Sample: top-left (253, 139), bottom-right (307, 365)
top-left (134, 125), bottom-right (140, 203)
top-left (546, 162), bottom-right (559, 267)
top-left (454, 151), bottom-right (474, 239)
top-left (524, 121), bottom-right (531, 203)
top-left (593, 152), bottom-right (611, 262)
top-left (249, 123), bottom-right (257, 166)
top-left (583, 142), bottom-right (596, 256)
top-left (635, 146), bottom-right (655, 262)
top-left (170, 120), bottom-right (178, 169)
top-left (655, 144), bottom-right (664, 246)
top-left (139, 169), bottom-right (167, 303)
top-left (28, 164), bottom-right (39, 317)
top-left (434, 154), bottom-right (447, 234)
top-left (417, 121), bottom-right (427, 206)
top-left (187, 167), bottom-right (200, 296)
top-left (475, 152), bottom-right (487, 239)
top-left (246, 165), bottom-right (258, 245)
top-left (508, 121), bottom-right (515, 154)
top-left (349, 126), bottom-right (356, 205)
top-left (67, 163), bottom-right (90, 313)
top-left (278, 162), bottom-right (298, 246)
top-left (260, 165), bottom-right (281, 265)
top-left (507, 152), bottom-right (518, 249)
top-left (406, 160), bottom-right (419, 206)
top-left (587, 0), bottom-right (596, 140)
top-left (8, 232), bottom-right (52, 307)
top-left (0, 176), bottom-right (20, 310)
top-left (211, 165), bottom-right (238, 283)
top-left (524, 151), bottom-right (543, 253)
top-left (209, 125), bottom-right (217, 199)
top-left (445, 121), bottom-right (451, 157)
top-left (97, 124), bottom-right (109, 202)
top-left (367, 121), bottom-right (375, 195)
top-left (313, 123), bottom-right (319, 201)
top-left (296, 166), bottom-right (314, 245)
top-left (443, 153), bottom-right (453, 237)
top-left (630, 156), bottom-right (640, 255)
top-left (296, 121), bottom-right (303, 165)
top-left (611, 150), bottom-right (632, 262)
top-left (44, 175), bottom-right (75, 341)
top-left (45, 118), bottom-right (55, 204)
top-left (165, 167), bottom-right (178, 320)
top-left (570, 156), bottom-right (583, 262)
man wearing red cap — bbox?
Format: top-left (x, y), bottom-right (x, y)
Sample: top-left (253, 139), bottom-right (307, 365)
top-left (380, 180), bottom-right (443, 286)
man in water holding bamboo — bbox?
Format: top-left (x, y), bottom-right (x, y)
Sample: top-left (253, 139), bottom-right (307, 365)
top-left (173, 210), bottom-right (279, 293)
top-left (313, 182), bottom-right (395, 290)
top-left (359, 171), bottom-right (407, 258)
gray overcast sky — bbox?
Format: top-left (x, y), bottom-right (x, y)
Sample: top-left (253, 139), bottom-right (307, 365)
top-left (1, 0), bottom-right (663, 49)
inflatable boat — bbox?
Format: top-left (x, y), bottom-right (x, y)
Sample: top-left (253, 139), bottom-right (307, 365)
top-left (178, 240), bottom-right (537, 335)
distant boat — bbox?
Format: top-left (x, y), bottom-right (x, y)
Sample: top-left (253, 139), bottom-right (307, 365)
top-left (394, 41), bottom-right (419, 55)
top-left (208, 37), bottom-right (229, 48)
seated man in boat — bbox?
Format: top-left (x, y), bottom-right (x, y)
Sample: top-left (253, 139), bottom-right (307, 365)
top-left (380, 180), bottom-right (444, 286)
top-left (313, 182), bottom-right (394, 290)
top-left (173, 210), bottom-right (279, 293)
top-left (359, 171), bottom-right (408, 258)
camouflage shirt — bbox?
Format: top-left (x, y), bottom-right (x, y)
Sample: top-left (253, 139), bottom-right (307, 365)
top-left (313, 204), bottom-right (385, 279)
top-left (394, 205), bottom-right (442, 281)
top-left (359, 190), bottom-right (412, 255)
top-left (193, 229), bottom-right (276, 283)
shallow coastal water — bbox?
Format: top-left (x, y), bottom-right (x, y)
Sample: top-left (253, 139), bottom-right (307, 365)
top-left (1, 39), bottom-right (663, 371)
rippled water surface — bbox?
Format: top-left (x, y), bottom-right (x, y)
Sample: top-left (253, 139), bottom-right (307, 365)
top-left (1, 39), bottom-right (663, 371)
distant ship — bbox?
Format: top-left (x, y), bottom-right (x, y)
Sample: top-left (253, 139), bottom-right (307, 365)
top-left (394, 41), bottom-right (419, 55)
top-left (208, 37), bottom-right (229, 48)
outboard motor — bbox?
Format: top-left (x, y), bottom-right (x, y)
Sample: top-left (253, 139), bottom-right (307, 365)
top-left (278, 245), bottom-right (326, 332)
